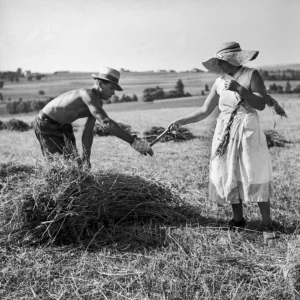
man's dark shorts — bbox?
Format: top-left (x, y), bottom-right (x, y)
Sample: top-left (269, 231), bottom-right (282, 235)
top-left (33, 111), bottom-right (77, 156)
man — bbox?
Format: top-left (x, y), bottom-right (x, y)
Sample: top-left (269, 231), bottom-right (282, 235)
top-left (33, 67), bottom-right (153, 166)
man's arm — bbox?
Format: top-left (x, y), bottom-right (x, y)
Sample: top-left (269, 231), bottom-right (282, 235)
top-left (82, 115), bottom-right (96, 165)
top-left (80, 89), bottom-right (134, 144)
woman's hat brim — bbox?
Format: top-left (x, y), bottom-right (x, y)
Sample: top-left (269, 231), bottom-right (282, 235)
top-left (202, 50), bottom-right (259, 74)
top-left (92, 74), bottom-right (123, 91)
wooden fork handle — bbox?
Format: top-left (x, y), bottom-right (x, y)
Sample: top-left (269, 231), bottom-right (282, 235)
top-left (150, 128), bottom-right (170, 147)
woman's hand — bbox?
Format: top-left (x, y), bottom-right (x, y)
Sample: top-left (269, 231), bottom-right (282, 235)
top-left (168, 120), bottom-right (181, 131)
top-left (224, 79), bottom-right (241, 92)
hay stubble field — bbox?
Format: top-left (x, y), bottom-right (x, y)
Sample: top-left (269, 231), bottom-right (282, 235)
top-left (0, 72), bottom-right (300, 299)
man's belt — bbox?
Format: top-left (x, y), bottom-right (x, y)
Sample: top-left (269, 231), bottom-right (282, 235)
top-left (39, 111), bottom-right (62, 126)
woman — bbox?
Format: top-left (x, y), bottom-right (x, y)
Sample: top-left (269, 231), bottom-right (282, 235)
top-left (168, 42), bottom-right (274, 229)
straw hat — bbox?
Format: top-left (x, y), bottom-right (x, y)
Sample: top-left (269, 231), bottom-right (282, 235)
top-left (92, 67), bottom-right (123, 91)
top-left (202, 42), bottom-right (259, 74)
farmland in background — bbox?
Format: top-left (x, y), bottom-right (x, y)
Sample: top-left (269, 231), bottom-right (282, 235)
top-left (0, 71), bottom-right (218, 102)
top-left (0, 71), bottom-right (300, 299)
top-left (1, 70), bottom-right (299, 116)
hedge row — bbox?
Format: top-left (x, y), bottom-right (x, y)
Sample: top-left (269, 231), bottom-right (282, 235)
top-left (6, 99), bottom-right (53, 114)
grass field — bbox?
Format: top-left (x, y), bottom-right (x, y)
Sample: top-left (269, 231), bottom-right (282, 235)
top-left (0, 71), bottom-right (218, 102)
top-left (0, 75), bottom-right (300, 299)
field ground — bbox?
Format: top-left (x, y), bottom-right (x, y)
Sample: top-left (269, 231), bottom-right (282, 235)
top-left (1, 83), bottom-right (300, 298)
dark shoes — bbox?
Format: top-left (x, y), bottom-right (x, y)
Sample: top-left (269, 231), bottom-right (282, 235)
top-left (228, 217), bottom-right (246, 228)
top-left (260, 224), bottom-right (275, 232)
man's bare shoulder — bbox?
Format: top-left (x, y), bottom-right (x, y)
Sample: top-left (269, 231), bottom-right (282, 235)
top-left (78, 88), bottom-right (94, 101)
top-left (79, 88), bottom-right (103, 107)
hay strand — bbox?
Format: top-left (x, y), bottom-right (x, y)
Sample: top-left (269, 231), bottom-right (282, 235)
top-left (94, 122), bottom-right (135, 136)
top-left (213, 93), bottom-right (288, 158)
top-left (213, 99), bottom-right (244, 159)
top-left (0, 118), bottom-right (31, 131)
top-left (264, 129), bottom-right (291, 148)
top-left (265, 94), bottom-right (287, 118)
top-left (144, 126), bottom-right (195, 143)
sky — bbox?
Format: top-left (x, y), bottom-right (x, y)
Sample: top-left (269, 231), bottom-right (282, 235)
top-left (0, 0), bottom-right (299, 73)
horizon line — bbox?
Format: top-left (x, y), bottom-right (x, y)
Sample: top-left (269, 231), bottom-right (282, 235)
top-left (1, 62), bottom-right (300, 74)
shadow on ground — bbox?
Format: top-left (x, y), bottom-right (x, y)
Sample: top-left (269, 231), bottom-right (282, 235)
top-left (1, 162), bottom-right (298, 252)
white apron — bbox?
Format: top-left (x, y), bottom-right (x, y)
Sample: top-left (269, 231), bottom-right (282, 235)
top-left (209, 67), bottom-right (274, 204)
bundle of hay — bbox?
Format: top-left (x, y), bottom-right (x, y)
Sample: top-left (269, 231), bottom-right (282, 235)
top-left (264, 129), bottom-right (291, 148)
top-left (0, 163), bottom-right (35, 196)
top-left (144, 126), bottom-right (195, 143)
top-left (0, 118), bottom-right (31, 131)
top-left (213, 95), bottom-right (287, 158)
top-left (0, 162), bottom-right (35, 178)
top-left (1, 158), bottom-right (184, 246)
top-left (94, 122), bottom-right (134, 136)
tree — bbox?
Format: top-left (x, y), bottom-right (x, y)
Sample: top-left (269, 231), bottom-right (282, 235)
top-left (16, 68), bottom-right (22, 77)
top-left (8, 74), bottom-right (14, 82)
top-left (269, 83), bottom-right (278, 93)
top-left (110, 95), bottom-right (119, 103)
top-left (277, 85), bottom-right (283, 94)
top-left (175, 79), bottom-right (184, 97)
top-left (35, 74), bottom-right (45, 80)
top-left (293, 85), bottom-right (300, 93)
top-left (285, 81), bottom-right (292, 93)
top-left (143, 86), bottom-right (165, 102)
top-left (120, 94), bottom-right (126, 102)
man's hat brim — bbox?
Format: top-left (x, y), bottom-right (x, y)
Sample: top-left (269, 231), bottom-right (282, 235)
top-left (92, 74), bottom-right (123, 91)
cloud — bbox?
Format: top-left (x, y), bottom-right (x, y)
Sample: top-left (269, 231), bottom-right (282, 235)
top-left (25, 28), bottom-right (40, 43)
top-left (25, 26), bottom-right (57, 44)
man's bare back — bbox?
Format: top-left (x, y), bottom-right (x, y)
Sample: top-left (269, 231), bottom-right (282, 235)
top-left (33, 67), bottom-right (153, 165)
top-left (42, 89), bottom-right (101, 124)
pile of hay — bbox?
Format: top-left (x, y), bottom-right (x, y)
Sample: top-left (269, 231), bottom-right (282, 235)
top-left (264, 129), bottom-right (291, 148)
top-left (94, 122), bottom-right (135, 136)
top-left (0, 163), bottom-right (35, 191)
top-left (0, 118), bottom-right (31, 131)
top-left (144, 126), bottom-right (195, 143)
top-left (1, 158), bottom-right (185, 247)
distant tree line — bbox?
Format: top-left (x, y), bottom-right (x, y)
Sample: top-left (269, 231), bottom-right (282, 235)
top-left (6, 98), bottom-right (53, 114)
top-left (0, 68), bottom-right (46, 85)
top-left (106, 94), bottom-right (138, 104)
top-left (5, 93), bottom-right (139, 113)
top-left (259, 69), bottom-right (300, 81)
top-left (267, 81), bottom-right (300, 94)
top-left (142, 79), bottom-right (192, 102)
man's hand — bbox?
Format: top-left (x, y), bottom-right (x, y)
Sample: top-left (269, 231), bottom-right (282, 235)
top-left (131, 138), bottom-right (154, 156)
top-left (224, 79), bottom-right (241, 92)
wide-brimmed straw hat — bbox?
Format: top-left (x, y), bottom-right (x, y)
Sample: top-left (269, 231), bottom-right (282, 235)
top-left (92, 67), bottom-right (123, 91)
top-left (202, 42), bottom-right (259, 74)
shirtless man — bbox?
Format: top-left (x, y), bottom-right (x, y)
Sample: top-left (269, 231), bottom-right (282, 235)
top-left (33, 67), bottom-right (153, 166)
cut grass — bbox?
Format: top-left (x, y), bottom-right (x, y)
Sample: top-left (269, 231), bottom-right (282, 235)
top-left (0, 97), bottom-right (300, 299)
